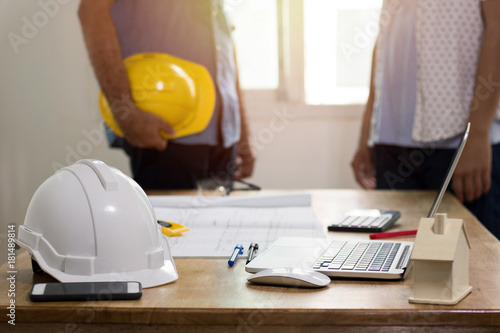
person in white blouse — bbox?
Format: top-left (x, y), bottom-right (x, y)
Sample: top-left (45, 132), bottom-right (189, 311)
top-left (352, 0), bottom-right (500, 239)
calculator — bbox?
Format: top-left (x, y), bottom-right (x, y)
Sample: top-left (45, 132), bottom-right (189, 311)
top-left (327, 209), bottom-right (401, 233)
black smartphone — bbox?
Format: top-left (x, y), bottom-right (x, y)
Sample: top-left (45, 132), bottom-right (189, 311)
top-left (29, 281), bottom-right (142, 302)
top-left (327, 209), bottom-right (401, 233)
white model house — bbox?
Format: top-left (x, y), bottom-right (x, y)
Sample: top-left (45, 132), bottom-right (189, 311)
top-left (409, 213), bottom-right (472, 305)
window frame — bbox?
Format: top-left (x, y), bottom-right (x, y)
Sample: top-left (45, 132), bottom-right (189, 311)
top-left (238, 0), bottom-right (368, 118)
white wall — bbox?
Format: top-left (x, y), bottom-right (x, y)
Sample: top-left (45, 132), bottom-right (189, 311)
top-left (0, 0), bottom-right (363, 263)
top-left (0, 0), bottom-right (130, 263)
top-left (246, 102), bottom-right (362, 189)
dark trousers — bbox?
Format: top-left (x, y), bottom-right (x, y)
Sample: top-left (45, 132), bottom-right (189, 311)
top-left (123, 141), bottom-right (237, 190)
top-left (373, 143), bottom-right (500, 240)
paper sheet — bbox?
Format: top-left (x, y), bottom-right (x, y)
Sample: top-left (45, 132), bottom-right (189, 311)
top-left (150, 194), bottom-right (326, 258)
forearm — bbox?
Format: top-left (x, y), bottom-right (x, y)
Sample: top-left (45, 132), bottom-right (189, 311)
top-left (359, 43), bottom-right (377, 147)
top-left (351, 42), bottom-right (377, 189)
top-left (237, 85), bottom-right (251, 143)
top-left (451, 0), bottom-right (500, 202)
top-left (233, 48), bottom-right (256, 178)
top-left (78, 0), bottom-right (134, 121)
top-left (360, 88), bottom-right (375, 147)
top-left (468, 1), bottom-right (500, 133)
top-left (233, 48), bottom-right (251, 144)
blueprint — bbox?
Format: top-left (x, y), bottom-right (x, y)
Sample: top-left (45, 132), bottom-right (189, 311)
top-left (150, 194), bottom-right (326, 258)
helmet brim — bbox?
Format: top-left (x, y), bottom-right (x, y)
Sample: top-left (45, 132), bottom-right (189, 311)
top-left (17, 233), bottom-right (178, 289)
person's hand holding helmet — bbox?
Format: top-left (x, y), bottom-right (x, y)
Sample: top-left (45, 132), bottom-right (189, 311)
top-left (113, 102), bottom-right (176, 151)
top-left (99, 53), bottom-right (216, 150)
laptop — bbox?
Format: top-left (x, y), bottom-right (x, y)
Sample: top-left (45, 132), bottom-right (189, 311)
top-left (246, 123), bottom-right (470, 280)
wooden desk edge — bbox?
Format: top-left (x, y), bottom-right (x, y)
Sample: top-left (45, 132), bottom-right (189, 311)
top-left (2, 307), bottom-right (500, 327)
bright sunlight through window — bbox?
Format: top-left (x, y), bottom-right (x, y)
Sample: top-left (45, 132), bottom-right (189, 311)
top-left (305, 0), bottom-right (383, 105)
top-left (227, 0), bottom-right (383, 104)
top-left (226, 0), bottom-right (279, 90)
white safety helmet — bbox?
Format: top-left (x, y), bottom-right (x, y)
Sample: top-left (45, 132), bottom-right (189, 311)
top-left (16, 159), bottom-right (178, 288)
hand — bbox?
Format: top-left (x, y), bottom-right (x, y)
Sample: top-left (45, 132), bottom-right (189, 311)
top-left (351, 145), bottom-right (376, 189)
top-left (116, 107), bottom-right (176, 151)
top-left (452, 131), bottom-right (491, 203)
top-left (235, 138), bottom-right (256, 179)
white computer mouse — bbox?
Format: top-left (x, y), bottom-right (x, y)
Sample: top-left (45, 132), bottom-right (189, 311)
top-left (247, 267), bottom-right (330, 288)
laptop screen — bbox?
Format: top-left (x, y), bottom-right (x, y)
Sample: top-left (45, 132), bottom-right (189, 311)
top-left (427, 122), bottom-right (470, 218)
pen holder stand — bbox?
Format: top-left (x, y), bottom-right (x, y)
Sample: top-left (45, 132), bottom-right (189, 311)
top-left (409, 213), bottom-right (472, 305)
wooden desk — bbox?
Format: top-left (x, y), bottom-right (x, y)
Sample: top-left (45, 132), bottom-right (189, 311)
top-left (2, 190), bottom-right (500, 332)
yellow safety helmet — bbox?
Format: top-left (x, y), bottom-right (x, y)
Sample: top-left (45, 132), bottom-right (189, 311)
top-left (99, 53), bottom-right (216, 139)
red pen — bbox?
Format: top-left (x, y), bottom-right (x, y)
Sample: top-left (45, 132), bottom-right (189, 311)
top-left (369, 229), bottom-right (417, 239)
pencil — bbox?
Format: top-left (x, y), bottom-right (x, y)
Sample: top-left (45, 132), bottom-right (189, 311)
top-left (369, 229), bottom-right (417, 239)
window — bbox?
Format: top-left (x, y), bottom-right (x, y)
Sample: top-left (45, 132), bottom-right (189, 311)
top-left (304, 0), bottom-right (382, 105)
top-left (225, 0), bottom-right (279, 90)
top-left (227, 0), bottom-right (382, 105)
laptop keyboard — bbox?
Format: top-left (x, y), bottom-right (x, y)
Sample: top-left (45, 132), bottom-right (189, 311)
top-left (312, 241), bottom-right (411, 272)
